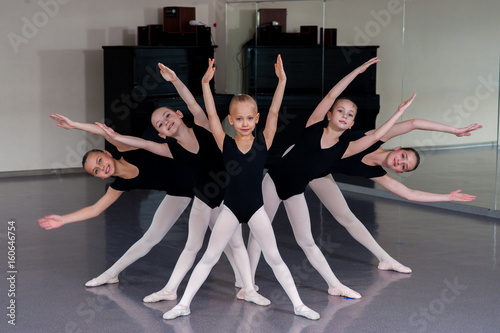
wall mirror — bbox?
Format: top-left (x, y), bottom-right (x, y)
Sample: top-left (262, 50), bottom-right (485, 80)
top-left (226, 0), bottom-right (500, 211)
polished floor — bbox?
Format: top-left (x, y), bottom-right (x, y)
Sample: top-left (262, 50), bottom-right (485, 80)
top-left (1, 172), bottom-right (499, 333)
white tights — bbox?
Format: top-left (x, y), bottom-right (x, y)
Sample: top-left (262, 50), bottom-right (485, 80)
top-left (178, 206), bottom-right (304, 309)
top-left (89, 195), bottom-right (191, 283)
top-left (87, 195), bottom-right (241, 287)
top-left (155, 197), bottom-right (242, 294)
top-left (308, 174), bottom-right (410, 272)
top-left (247, 174), bottom-right (358, 294)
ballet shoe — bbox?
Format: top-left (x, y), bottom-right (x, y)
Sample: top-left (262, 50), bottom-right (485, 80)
top-left (235, 282), bottom-right (259, 291)
top-left (85, 276), bottom-right (119, 288)
top-left (143, 290), bottom-right (177, 303)
top-left (294, 305), bottom-right (320, 320)
top-left (328, 286), bottom-right (362, 299)
top-left (236, 289), bottom-right (271, 306)
top-left (378, 261), bottom-right (412, 274)
top-left (163, 305), bottom-right (190, 320)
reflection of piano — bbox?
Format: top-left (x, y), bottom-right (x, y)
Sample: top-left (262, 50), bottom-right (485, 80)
top-left (244, 44), bottom-right (380, 166)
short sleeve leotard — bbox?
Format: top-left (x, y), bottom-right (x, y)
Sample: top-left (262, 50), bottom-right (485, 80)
top-left (110, 149), bottom-right (194, 197)
top-left (267, 122), bottom-right (350, 200)
top-left (168, 125), bottom-right (226, 209)
top-left (222, 130), bottom-right (268, 224)
top-left (327, 130), bottom-right (387, 179)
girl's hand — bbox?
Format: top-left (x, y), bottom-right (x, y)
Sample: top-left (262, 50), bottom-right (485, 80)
top-left (158, 63), bottom-right (178, 82)
top-left (202, 58), bottom-right (215, 84)
top-left (95, 122), bottom-right (117, 139)
top-left (274, 54), bottom-right (286, 82)
top-left (449, 189), bottom-right (476, 202)
top-left (455, 123), bottom-right (483, 137)
top-left (49, 114), bottom-right (75, 130)
top-left (396, 93), bottom-right (417, 114)
top-left (357, 57), bottom-right (380, 74)
top-left (38, 215), bottom-right (65, 230)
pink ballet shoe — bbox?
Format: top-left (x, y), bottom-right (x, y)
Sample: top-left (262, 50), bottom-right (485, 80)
top-left (163, 305), bottom-right (190, 320)
top-left (236, 289), bottom-right (271, 306)
top-left (143, 290), bottom-right (177, 303)
top-left (294, 305), bottom-right (320, 320)
top-left (328, 286), bottom-right (362, 299)
top-left (85, 276), bottom-right (119, 287)
top-left (378, 261), bottom-right (412, 274)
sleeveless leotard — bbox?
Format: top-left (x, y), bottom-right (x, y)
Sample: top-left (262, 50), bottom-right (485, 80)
top-left (168, 125), bottom-right (226, 208)
top-left (327, 130), bottom-right (386, 179)
top-left (110, 149), bottom-right (193, 197)
top-left (222, 130), bottom-right (268, 224)
top-left (267, 122), bottom-right (350, 200)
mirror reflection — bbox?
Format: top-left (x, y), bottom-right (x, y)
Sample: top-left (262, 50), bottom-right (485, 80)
top-left (226, 0), bottom-right (499, 210)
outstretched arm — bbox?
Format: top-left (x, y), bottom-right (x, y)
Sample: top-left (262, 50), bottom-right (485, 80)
top-left (366, 119), bottom-right (483, 142)
top-left (263, 54), bottom-right (287, 149)
top-left (49, 114), bottom-right (136, 152)
top-left (306, 57), bottom-right (380, 127)
top-left (158, 63), bottom-right (210, 130)
top-left (373, 174), bottom-right (476, 202)
top-left (201, 58), bottom-right (225, 149)
top-left (343, 93), bottom-right (415, 158)
top-left (38, 187), bottom-right (123, 230)
top-left (95, 122), bottom-right (173, 159)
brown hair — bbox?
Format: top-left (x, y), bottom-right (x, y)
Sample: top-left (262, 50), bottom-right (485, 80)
top-left (81, 149), bottom-right (104, 168)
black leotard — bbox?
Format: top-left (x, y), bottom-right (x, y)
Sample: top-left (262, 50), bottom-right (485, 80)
top-left (110, 149), bottom-right (193, 197)
top-left (168, 125), bottom-right (226, 208)
top-left (328, 130), bottom-right (386, 179)
top-left (267, 122), bottom-right (350, 200)
top-left (222, 130), bottom-right (268, 224)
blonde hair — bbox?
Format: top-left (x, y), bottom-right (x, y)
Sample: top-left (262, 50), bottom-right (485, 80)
top-left (229, 94), bottom-right (258, 115)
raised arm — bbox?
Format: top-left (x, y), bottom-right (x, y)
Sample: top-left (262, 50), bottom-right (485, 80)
top-left (158, 63), bottom-right (210, 130)
top-left (38, 187), bottom-right (124, 230)
top-left (201, 58), bottom-right (225, 149)
top-left (95, 122), bottom-right (173, 159)
top-left (263, 54), bottom-right (287, 149)
top-left (306, 57), bottom-right (380, 127)
top-left (373, 174), bottom-right (476, 202)
top-left (343, 93), bottom-right (415, 158)
top-left (50, 114), bottom-right (136, 152)
top-left (367, 119), bottom-right (483, 142)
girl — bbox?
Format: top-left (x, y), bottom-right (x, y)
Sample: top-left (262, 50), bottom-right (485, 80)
top-left (308, 119), bottom-right (479, 273)
top-left (96, 62), bottom-right (267, 305)
top-left (247, 57), bottom-right (413, 299)
top-left (38, 114), bottom-right (196, 287)
top-left (162, 55), bottom-right (321, 320)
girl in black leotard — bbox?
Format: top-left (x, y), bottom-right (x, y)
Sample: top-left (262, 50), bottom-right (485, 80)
top-left (247, 58), bottom-right (414, 299)
top-left (163, 56), bottom-right (320, 321)
top-left (96, 63), bottom-right (266, 306)
top-left (308, 120), bottom-right (479, 273)
top-left (38, 115), bottom-right (194, 288)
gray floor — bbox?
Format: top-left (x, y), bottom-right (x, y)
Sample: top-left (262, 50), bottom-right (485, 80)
top-left (1, 171), bottom-right (499, 333)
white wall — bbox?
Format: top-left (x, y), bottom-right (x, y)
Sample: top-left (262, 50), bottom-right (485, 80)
top-left (1, 0), bottom-right (499, 173)
top-left (0, 0), bottom-right (217, 173)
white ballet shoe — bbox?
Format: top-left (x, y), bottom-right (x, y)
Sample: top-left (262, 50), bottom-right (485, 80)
top-left (294, 305), bottom-right (320, 320)
top-left (143, 290), bottom-right (177, 303)
top-left (163, 305), bottom-right (190, 320)
top-left (85, 276), bottom-right (119, 287)
top-left (328, 286), bottom-right (362, 299)
top-left (378, 261), bottom-right (412, 274)
top-left (236, 289), bottom-right (271, 306)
